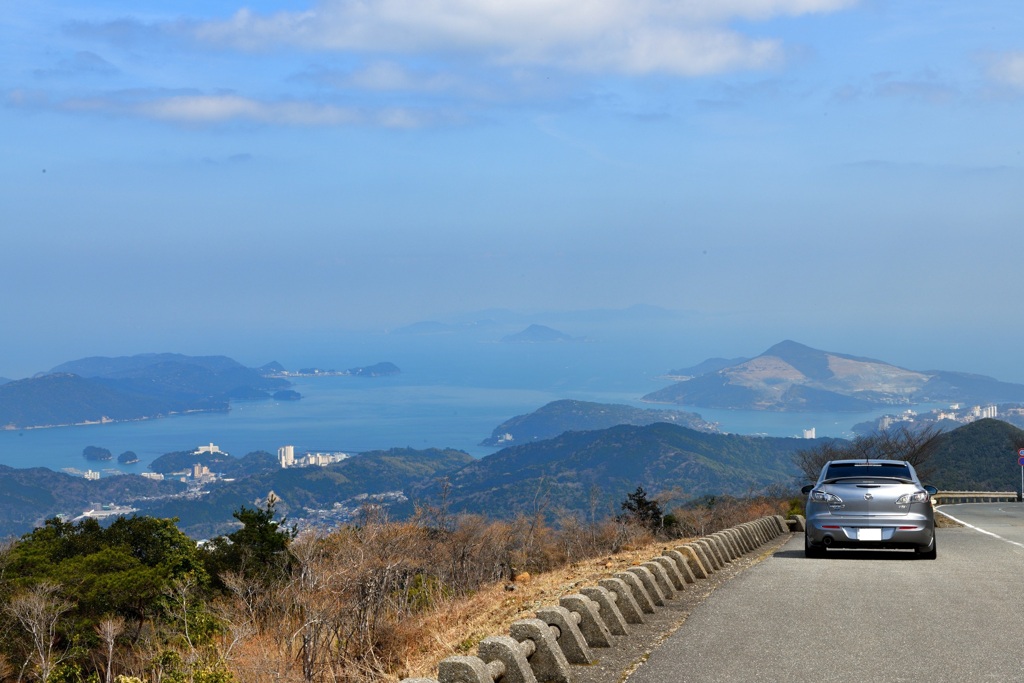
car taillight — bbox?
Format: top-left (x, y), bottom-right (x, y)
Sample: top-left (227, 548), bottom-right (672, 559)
top-left (810, 490), bottom-right (843, 504)
top-left (896, 491), bottom-right (929, 504)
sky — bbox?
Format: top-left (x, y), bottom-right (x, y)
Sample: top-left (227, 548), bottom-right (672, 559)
top-left (3, 0), bottom-right (1024, 381)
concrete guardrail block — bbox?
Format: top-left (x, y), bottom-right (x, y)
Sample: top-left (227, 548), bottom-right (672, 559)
top-left (694, 539), bottom-right (722, 570)
top-left (640, 561), bottom-right (676, 598)
top-left (580, 585), bottom-right (629, 635)
top-left (560, 594), bottom-right (612, 647)
top-left (737, 525), bottom-right (757, 551)
top-left (664, 549), bottom-right (697, 583)
top-left (535, 605), bottom-right (593, 665)
top-left (478, 635), bottom-right (537, 683)
top-left (711, 532), bottom-right (737, 560)
top-left (678, 544), bottom-right (711, 578)
top-left (726, 528), bottom-right (748, 554)
top-left (509, 619), bottom-right (572, 683)
top-left (437, 655), bottom-right (497, 683)
top-left (789, 515), bottom-right (806, 532)
top-left (626, 565), bottom-right (666, 606)
top-left (652, 556), bottom-right (686, 591)
top-left (614, 570), bottom-right (656, 613)
top-left (598, 577), bottom-right (645, 624)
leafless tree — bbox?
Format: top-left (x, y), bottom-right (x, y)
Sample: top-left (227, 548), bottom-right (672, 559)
top-left (794, 423), bottom-right (943, 482)
top-left (95, 615), bottom-right (125, 683)
top-left (6, 582), bottom-right (73, 682)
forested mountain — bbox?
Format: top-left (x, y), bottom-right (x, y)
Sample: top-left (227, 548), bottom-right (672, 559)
top-left (0, 466), bottom-right (185, 536)
top-left (0, 354), bottom-right (291, 429)
top-left (928, 419), bottom-right (1024, 492)
top-left (480, 399), bottom-right (717, 446)
top-left (432, 422), bottom-right (813, 519)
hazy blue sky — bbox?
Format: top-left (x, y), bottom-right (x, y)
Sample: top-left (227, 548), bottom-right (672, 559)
top-left (3, 1), bottom-right (1024, 380)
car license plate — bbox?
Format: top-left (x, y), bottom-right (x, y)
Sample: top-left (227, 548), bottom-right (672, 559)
top-left (859, 528), bottom-right (882, 541)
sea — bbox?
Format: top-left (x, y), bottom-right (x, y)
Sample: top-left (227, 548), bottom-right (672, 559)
top-left (0, 331), bottom-right (907, 474)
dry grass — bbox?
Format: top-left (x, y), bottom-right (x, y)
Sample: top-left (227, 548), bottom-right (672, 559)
top-left (391, 537), bottom-right (694, 681)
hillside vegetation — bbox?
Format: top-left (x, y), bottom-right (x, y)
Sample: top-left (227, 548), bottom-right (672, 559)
top-left (479, 399), bottom-right (717, 446)
top-left (928, 418), bottom-right (1024, 491)
top-left (0, 354), bottom-right (290, 429)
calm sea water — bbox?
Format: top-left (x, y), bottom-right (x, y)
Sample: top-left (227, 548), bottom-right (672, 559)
top-left (0, 334), bottom-right (904, 473)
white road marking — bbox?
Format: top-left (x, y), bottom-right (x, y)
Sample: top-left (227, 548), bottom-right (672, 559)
top-left (935, 508), bottom-right (1024, 550)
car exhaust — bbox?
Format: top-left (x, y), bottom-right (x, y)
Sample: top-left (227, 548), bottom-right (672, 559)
top-left (822, 536), bottom-right (833, 546)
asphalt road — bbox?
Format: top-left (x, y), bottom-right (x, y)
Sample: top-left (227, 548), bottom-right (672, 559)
top-left (626, 504), bottom-right (1024, 683)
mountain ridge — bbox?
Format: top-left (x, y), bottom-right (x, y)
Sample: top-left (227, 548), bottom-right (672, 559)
top-left (645, 340), bottom-right (1024, 411)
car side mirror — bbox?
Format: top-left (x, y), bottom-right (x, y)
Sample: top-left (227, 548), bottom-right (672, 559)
top-left (923, 485), bottom-right (938, 495)
top-left (801, 484), bottom-right (815, 494)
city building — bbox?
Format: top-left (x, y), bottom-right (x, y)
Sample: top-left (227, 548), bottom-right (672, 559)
top-left (84, 469), bottom-right (100, 480)
top-left (278, 446), bottom-right (349, 469)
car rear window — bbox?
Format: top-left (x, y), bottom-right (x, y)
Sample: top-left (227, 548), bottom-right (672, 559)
top-left (824, 462), bottom-right (913, 481)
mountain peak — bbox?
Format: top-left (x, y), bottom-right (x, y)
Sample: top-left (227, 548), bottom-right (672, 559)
top-left (758, 340), bottom-right (833, 381)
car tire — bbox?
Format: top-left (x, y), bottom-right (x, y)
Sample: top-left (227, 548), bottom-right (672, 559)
top-left (915, 536), bottom-right (937, 560)
top-left (805, 534), bottom-right (826, 558)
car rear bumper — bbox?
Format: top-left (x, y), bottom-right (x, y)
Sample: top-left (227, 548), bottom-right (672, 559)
top-left (805, 514), bottom-right (934, 549)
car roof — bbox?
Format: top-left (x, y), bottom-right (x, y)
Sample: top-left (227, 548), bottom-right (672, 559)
top-left (826, 459), bottom-right (909, 466)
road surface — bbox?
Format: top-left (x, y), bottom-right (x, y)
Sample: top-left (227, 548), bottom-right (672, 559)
top-left (626, 504), bottom-right (1024, 683)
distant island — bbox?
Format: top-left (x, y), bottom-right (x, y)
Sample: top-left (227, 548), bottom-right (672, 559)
top-left (83, 445), bottom-right (112, 461)
top-left (501, 324), bottom-right (582, 343)
top-left (644, 340), bottom-right (1024, 412)
top-left (118, 450), bottom-right (140, 464)
top-left (269, 362), bottom-right (401, 378)
top-left (0, 353), bottom-right (293, 430)
top-left (480, 399), bottom-right (718, 446)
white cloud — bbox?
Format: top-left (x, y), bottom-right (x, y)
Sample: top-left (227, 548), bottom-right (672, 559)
top-left (11, 90), bottom-right (433, 127)
top-left (986, 51), bottom-right (1024, 89)
top-left (188, 0), bottom-right (857, 76)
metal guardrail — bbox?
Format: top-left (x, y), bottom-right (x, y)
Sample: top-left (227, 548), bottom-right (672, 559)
top-left (933, 491), bottom-right (1019, 505)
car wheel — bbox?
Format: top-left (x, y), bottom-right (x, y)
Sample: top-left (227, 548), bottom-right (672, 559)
top-left (915, 535), bottom-right (937, 560)
top-left (805, 534), bottom-right (826, 558)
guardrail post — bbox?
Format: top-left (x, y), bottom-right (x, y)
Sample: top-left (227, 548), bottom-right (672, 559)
top-left (509, 619), bottom-right (572, 683)
top-left (535, 605), bottom-right (593, 664)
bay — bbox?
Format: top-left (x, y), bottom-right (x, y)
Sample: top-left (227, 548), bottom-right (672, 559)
top-left (0, 333), bottom-right (922, 473)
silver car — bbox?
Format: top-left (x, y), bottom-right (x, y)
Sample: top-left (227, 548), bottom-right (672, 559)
top-left (802, 459), bottom-right (937, 559)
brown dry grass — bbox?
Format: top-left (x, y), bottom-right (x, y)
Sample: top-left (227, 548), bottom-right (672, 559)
top-left (391, 536), bottom-right (694, 681)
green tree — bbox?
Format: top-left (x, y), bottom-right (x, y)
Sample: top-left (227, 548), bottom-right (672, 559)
top-left (618, 486), bottom-right (664, 531)
top-left (202, 501), bottom-right (295, 589)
